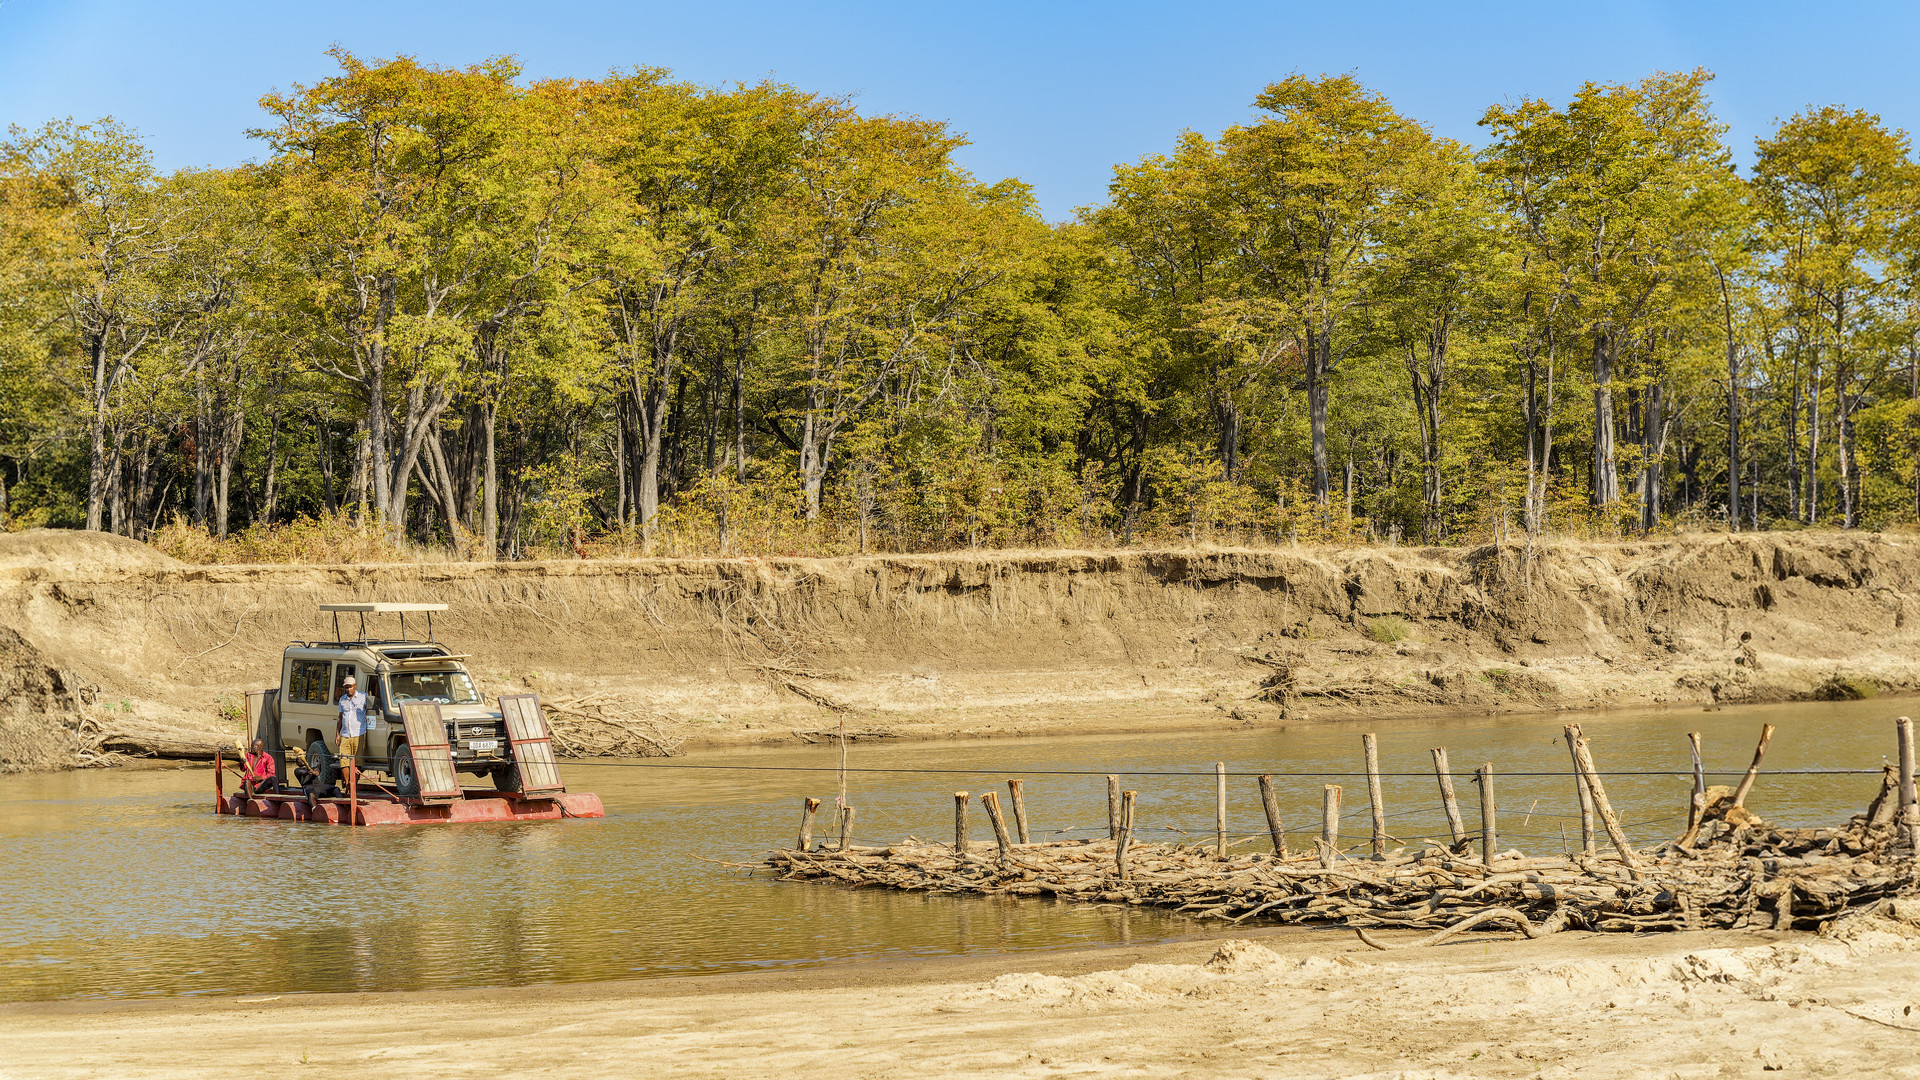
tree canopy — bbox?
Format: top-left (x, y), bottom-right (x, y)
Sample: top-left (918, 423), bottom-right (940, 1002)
top-left (6, 55), bottom-right (1920, 558)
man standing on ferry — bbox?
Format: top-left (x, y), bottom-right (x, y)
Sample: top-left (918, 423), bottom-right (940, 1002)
top-left (336, 672), bottom-right (368, 787)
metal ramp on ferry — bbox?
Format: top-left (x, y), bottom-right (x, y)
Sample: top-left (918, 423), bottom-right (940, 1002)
top-left (401, 703), bottom-right (464, 804)
top-left (498, 694), bottom-right (566, 797)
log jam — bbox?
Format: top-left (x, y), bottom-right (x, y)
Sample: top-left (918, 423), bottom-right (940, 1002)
top-left (763, 789), bottom-right (1920, 942)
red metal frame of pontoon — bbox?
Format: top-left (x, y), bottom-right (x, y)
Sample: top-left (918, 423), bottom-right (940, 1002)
top-left (212, 750), bottom-right (605, 824)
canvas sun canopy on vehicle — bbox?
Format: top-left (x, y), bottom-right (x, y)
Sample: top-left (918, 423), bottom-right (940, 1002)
top-left (318, 604), bottom-right (449, 613)
top-left (319, 603), bottom-right (448, 642)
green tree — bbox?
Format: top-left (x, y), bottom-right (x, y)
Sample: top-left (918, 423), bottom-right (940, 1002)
top-left (1754, 107), bottom-right (1911, 526)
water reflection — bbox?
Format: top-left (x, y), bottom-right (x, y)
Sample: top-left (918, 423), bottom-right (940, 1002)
top-left (0, 697), bottom-right (1904, 1000)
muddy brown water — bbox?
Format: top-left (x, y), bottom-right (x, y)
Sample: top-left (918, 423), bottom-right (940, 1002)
top-left (0, 699), bottom-right (1903, 1001)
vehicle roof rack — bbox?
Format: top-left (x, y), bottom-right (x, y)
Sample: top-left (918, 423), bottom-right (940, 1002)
top-left (320, 603), bottom-right (448, 643)
top-left (319, 603), bottom-right (448, 613)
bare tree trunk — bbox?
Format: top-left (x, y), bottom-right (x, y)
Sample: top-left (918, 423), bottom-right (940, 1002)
top-left (1641, 380), bottom-right (1664, 534)
top-left (85, 335), bottom-right (111, 531)
top-left (1806, 363), bottom-right (1821, 525)
top-left (1719, 269), bottom-right (1740, 532)
top-left (1308, 328), bottom-right (1332, 505)
top-left (733, 329), bottom-right (748, 484)
top-left (1787, 367), bottom-right (1801, 518)
top-left (481, 402), bottom-right (498, 559)
top-left (1591, 329), bottom-right (1618, 508)
top-left (253, 412), bottom-right (275, 533)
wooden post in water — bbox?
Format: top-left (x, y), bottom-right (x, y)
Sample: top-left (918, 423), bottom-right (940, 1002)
top-left (953, 791), bottom-right (971, 855)
top-left (1731, 724), bottom-right (1777, 809)
top-left (1476, 764), bottom-right (1497, 864)
top-left (1565, 724), bottom-right (1639, 868)
top-left (1215, 761), bottom-right (1228, 857)
top-left (1899, 717), bottom-right (1919, 856)
top-left (797, 797), bottom-right (821, 851)
top-left (1319, 785), bottom-right (1342, 868)
top-left (981, 791), bottom-right (1014, 861)
top-left (838, 805), bottom-right (855, 851)
top-left (1569, 734), bottom-right (1596, 855)
top-left (1679, 732), bottom-right (1707, 848)
top-left (1257, 774), bottom-right (1287, 857)
top-left (1116, 790), bottom-right (1136, 880)
top-left (1007, 780), bottom-right (1030, 844)
top-left (1107, 775), bottom-right (1121, 840)
top-left (348, 759), bottom-right (359, 826)
top-left (1688, 731), bottom-right (1707, 798)
top-left (1364, 733), bottom-right (1386, 859)
top-left (1431, 748), bottom-right (1466, 850)
top-left (213, 749), bottom-right (225, 814)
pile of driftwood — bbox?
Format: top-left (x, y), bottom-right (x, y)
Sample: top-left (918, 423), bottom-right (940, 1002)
top-left (764, 721), bottom-right (1920, 943)
top-left (541, 693), bottom-right (681, 758)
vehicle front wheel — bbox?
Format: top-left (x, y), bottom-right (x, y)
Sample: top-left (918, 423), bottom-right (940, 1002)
top-left (490, 762), bottom-right (521, 793)
top-left (392, 744), bottom-right (420, 797)
top-left (305, 739), bottom-right (337, 791)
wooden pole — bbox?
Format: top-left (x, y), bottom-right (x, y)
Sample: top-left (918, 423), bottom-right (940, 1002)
top-left (1107, 775), bottom-right (1121, 840)
top-left (1116, 790), bottom-right (1136, 879)
top-left (348, 756), bottom-right (358, 826)
top-left (980, 791), bottom-right (1014, 861)
top-left (1679, 732), bottom-right (1707, 848)
top-left (953, 791), bottom-right (971, 855)
top-left (1364, 733), bottom-right (1386, 858)
top-left (1570, 733), bottom-right (1596, 855)
top-left (797, 796), bottom-right (821, 851)
top-left (1257, 774), bottom-right (1287, 857)
top-left (1476, 764), bottom-right (1497, 864)
top-left (1899, 717), bottom-right (1919, 856)
top-left (1319, 784), bottom-right (1342, 868)
top-left (1007, 779), bottom-right (1030, 844)
top-left (837, 805), bottom-right (855, 852)
top-left (1431, 748), bottom-right (1467, 849)
top-left (1215, 761), bottom-right (1228, 857)
top-left (1730, 723), bottom-right (1777, 808)
top-left (213, 749), bottom-right (225, 814)
top-left (1688, 731), bottom-right (1706, 798)
top-left (1565, 724), bottom-right (1639, 868)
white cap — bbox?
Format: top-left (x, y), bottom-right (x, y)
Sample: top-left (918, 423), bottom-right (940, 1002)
top-left (343, 674), bottom-right (357, 685)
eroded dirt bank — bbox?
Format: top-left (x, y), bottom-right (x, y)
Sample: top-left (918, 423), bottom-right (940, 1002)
top-left (5, 528), bottom-right (1920, 769)
top-left (8, 917), bottom-right (1920, 1079)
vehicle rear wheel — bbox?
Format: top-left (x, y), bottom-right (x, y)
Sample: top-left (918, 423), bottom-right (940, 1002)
top-left (490, 762), bottom-right (521, 793)
top-left (392, 743), bottom-right (419, 797)
top-left (306, 739), bottom-right (337, 791)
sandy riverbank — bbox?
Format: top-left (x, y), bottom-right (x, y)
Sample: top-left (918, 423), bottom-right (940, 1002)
top-left (8, 916), bottom-right (1920, 1079)
top-left (10, 527), bottom-right (1920, 771)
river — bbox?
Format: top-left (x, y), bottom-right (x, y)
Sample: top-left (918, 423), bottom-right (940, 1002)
top-left (0, 698), bottom-right (1901, 1001)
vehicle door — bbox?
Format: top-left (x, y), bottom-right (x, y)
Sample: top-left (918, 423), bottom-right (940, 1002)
top-left (283, 657), bottom-right (335, 752)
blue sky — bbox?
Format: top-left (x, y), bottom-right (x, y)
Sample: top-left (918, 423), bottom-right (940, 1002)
top-left (3, 1), bottom-right (1918, 220)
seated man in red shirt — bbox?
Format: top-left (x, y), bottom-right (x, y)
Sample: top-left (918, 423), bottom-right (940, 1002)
top-left (240, 739), bottom-right (277, 795)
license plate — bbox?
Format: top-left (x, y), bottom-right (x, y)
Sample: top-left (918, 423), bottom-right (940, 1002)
top-left (467, 739), bottom-right (499, 752)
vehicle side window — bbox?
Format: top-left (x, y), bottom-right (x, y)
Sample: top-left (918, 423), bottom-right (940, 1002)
top-left (332, 664), bottom-right (358, 702)
top-left (289, 660), bottom-right (331, 703)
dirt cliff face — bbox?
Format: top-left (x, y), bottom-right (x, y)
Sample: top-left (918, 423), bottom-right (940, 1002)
top-left (3, 529), bottom-right (1917, 770)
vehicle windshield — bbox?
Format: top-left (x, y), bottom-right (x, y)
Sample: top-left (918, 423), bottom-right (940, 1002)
top-left (388, 670), bottom-right (482, 705)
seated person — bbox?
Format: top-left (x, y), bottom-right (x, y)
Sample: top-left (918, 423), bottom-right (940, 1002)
top-left (291, 753), bottom-right (341, 802)
top-left (240, 739), bottom-right (277, 794)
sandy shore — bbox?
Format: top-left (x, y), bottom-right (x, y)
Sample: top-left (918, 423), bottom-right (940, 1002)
top-left (9, 918), bottom-right (1920, 1079)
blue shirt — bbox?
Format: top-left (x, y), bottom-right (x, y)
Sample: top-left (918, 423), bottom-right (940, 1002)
top-left (338, 691), bottom-right (368, 737)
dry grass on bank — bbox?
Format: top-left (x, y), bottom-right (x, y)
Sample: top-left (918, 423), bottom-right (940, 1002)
top-left (135, 506), bottom-right (1847, 567)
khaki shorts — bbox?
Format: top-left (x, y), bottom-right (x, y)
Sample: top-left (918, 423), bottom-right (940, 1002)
top-left (337, 735), bottom-right (363, 760)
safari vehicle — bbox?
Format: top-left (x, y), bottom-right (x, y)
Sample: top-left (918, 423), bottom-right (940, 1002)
top-left (268, 603), bottom-right (520, 796)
